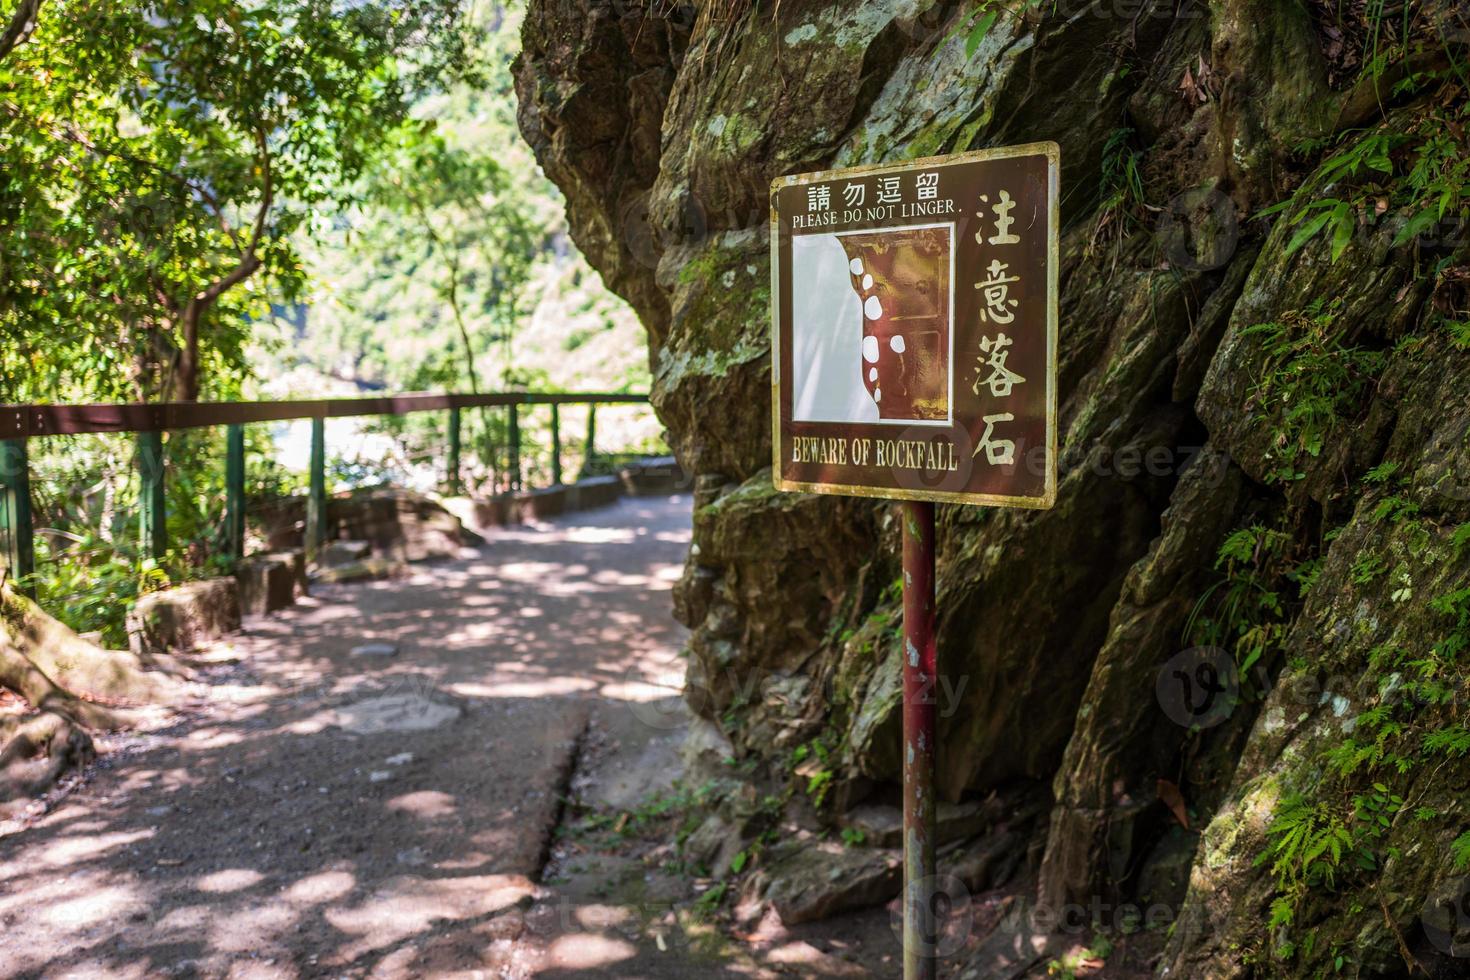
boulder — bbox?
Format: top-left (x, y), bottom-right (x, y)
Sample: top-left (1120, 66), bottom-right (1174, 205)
top-left (319, 540), bottom-right (370, 568)
top-left (312, 558), bottom-right (400, 585)
top-left (254, 489), bottom-right (483, 562)
top-left (326, 489), bottom-right (482, 562)
top-left (264, 549), bottom-right (308, 598)
top-left (762, 838), bottom-right (902, 925)
top-left (126, 577), bottom-right (241, 654)
top-left (840, 801), bottom-right (990, 850)
top-left (620, 456), bottom-right (688, 496)
top-left (235, 557), bottom-right (296, 616)
top-left (682, 814), bottom-right (747, 879)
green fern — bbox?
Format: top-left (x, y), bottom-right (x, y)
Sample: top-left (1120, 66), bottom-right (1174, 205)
top-left (1422, 726), bottom-right (1470, 758)
top-left (1452, 832), bottom-right (1470, 871)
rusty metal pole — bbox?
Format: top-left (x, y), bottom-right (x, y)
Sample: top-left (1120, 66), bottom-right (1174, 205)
top-left (901, 500), bottom-right (937, 980)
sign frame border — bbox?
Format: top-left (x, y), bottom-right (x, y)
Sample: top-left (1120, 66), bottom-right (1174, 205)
top-left (769, 141), bottom-right (1061, 510)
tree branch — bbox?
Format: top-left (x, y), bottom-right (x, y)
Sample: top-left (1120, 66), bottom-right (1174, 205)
top-left (194, 130), bottom-right (273, 306)
top-left (0, 0), bottom-right (42, 62)
top-left (173, 129), bottom-right (273, 401)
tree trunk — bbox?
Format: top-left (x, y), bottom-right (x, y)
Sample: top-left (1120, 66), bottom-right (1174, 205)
top-left (174, 299), bottom-right (203, 402)
top-left (0, 584), bottom-right (179, 806)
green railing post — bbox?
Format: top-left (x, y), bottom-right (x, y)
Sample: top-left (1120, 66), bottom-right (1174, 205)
top-left (138, 429), bottom-right (167, 560)
top-left (550, 402), bottom-right (562, 486)
top-left (307, 416), bottom-right (326, 558)
top-left (447, 406), bottom-right (462, 496)
top-left (1, 439), bottom-right (35, 595)
top-left (225, 423), bottom-right (246, 561)
top-left (585, 403), bottom-right (597, 472)
top-left (508, 402), bottom-right (521, 493)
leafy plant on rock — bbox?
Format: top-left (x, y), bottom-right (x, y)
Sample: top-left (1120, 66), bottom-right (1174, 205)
top-left (1241, 300), bottom-right (1387, 485)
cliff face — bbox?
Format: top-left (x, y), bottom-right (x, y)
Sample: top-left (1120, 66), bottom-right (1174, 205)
top-left (516, 2), bottom-right (1470, 976)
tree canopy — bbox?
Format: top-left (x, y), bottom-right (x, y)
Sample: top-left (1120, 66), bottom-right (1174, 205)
top-left (0, 0), bottom-right (476, 403)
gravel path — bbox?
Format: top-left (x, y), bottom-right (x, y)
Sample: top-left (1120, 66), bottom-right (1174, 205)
top-left (0, 495), bottom-right (704, 979)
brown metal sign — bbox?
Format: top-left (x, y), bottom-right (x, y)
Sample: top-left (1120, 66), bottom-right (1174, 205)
top-left (771, 143), bottom-right (1059, 509)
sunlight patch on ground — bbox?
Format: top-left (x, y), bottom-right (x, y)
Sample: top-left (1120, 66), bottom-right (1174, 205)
top-left (600, 673), bottom-right (684, 701)
top-left (206, 901), bottom-right (297, 953)
top-left (154, 903), bottom-right (211, 933)
top-left (40, 882), bottom-right (141, 930)
top-left (442, 621), bottom-right (499, 643)
top-left (766, 940), bottom-right (870, 976)
top-left (474, 559), bottom-right (564, 582)
top-left (36, 828), bottom-right (154, 867)
top-left (184, 727), bottom-right (248, 749)
top-left (335, 694), bottom-right (461, 734)
top-left (282, 870), bottom-right (356, 904)
top-left (385, 790), bottom-right (458, 820)
top-left (449, 677), bottom-right (598, 698)
top-left (323, 873), bottom-right (535, 965)
top-left (590, 568), bottom-right (669, 588)
top-left (195, 868), bottom-right (267, 894)
top-left (543, 932), bottom-right (638, 969)
top-left (558, 526), bottom-right (637, 545)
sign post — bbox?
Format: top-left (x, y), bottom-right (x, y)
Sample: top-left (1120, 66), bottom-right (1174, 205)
top-left (900, 498), bottom-right (937, 978)
top-left (770, 144), bottom-right (1059, 978)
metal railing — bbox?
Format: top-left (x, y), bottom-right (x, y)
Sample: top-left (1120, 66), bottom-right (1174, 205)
top-left (0, 391), bottom-right (648, 589)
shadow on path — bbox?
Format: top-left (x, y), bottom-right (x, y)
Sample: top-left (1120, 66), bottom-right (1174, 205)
top-left (0, 495), bottom-right (700, 979)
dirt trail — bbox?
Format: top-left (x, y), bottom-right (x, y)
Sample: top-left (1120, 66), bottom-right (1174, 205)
top-left (0, 496), bottom-right (725, 978)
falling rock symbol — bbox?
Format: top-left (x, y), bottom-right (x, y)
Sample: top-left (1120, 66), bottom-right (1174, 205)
top-left (838, 228), bottom-right (950, 422)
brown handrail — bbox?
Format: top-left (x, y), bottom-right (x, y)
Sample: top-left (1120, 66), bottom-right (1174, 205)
top-left (0, 390), bottom-right (651, 589)
top-left (0, 391), bottom-right (648, 439)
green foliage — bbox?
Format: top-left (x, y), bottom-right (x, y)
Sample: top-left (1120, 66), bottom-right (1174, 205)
top-left (259, 6), bottom-right (657, 490)
top-left (952, 1), bottom-right (1054, 58)
top-left (789, 734), bottom-right (838, 809)
top-left (1105, 128), bottom-right (1146, 211)
top-left (3, 7), bottom-right (658, 633)
top-left (1350, 551), bottom-right (1390, 585)
top-left (1045, 936), bottom-right (1113, 979)
top-left (692, 881), bottom-right (727, 914)
top-left (1260, 513), bottom-right (1470, 940)
top-left (805, 766), bottom-right (834, 809)
top-left (0, 0), bottom-right (475, 403)
top-left (288, 14), bottom-right (549, 398)
top-left (1421, 726), bottom-right (1470, 758)
top-left (1188, 523), bottom-right (1307, 683)
top-left (1241, 300), bottom-right (1386, 484)
top-left (29, 545), bottom-right (169, 648)
top-left (1430, 586), bottom-right (1470, 661)
top-left (1446, 320), bottom-right (1470, 350)
top-left (1260, 132), bottom-right (1400, 262)
top-left (1258, 795), bottom-right (1360, 926)
top-left (1088, 127), bottom-right (1148, 250)
top-left (13, 425), bottom-right (297, 641)
top-left (1259, 87), bottom-right (1470, 264)
top-left (1453, 831), bottom-right (1470, 872)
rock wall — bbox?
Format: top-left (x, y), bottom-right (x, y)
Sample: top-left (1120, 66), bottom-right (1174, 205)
top-left (517, 2), bottom-right (1470, 975)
